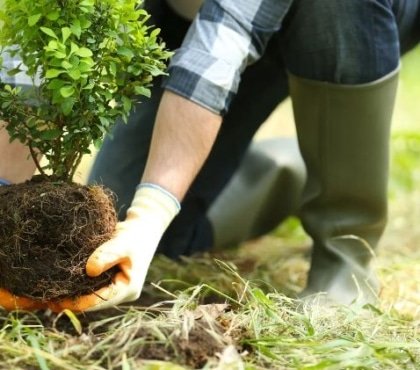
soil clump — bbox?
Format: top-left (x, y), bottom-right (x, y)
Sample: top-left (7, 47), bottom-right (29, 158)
top-left (0, 177), bottom-right (118, 300)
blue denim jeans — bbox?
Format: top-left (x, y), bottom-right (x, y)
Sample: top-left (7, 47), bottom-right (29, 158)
top-left (89, 0), bottom-right (420, 258)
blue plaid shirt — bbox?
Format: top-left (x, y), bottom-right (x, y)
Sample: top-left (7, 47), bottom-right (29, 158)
top-left (162, 0), bottom-right (293, 115)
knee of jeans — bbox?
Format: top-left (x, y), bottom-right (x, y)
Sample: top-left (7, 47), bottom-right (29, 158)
top-left (281, 0), bottom-right (400, 84)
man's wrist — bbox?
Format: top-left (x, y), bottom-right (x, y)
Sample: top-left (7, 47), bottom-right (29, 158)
top-left (136, 183), bottom-right (181, 211)
top-left (127, 183), bottom-right (181, 228)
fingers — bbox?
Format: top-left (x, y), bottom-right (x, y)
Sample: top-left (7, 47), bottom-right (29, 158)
top-left (85, 272), bottom-right (133, 312)
top-left (0, 268), bottom-right (135, 313)
top-left (86, 238), bottom-right (130, 277)
top-left (47, 272), bottom-right (129, 313)
top-left (0, 288), bottom-right (48, 311)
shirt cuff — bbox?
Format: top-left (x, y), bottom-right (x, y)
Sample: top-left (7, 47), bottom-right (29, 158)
top-left (162, 47), bottom-right (240, 116)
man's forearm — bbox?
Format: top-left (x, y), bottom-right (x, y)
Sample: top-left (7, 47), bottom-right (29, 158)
top-left (141, 91), bottom-right (222, 201)
top-left (0, 122), bottom-right (36, 183)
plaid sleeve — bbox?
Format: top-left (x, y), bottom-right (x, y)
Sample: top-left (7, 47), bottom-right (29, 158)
top-left (162, 0), bottom-right (293, 115)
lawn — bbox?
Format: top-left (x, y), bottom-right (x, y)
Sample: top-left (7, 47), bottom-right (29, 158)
top-left (1, 48), bottom-right (419, 370)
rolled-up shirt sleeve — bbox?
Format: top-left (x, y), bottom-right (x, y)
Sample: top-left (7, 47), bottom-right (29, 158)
top-left (162, 0), bottom-right (293, 115)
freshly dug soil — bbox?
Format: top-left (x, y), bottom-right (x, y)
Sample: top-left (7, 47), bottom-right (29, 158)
top-left (0, 177), bottom-right (118, 300)
top-left (133, 306), bottom-right (232, 369)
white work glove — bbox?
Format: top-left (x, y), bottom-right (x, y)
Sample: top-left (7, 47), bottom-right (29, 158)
top-left (49, 183), bottom-right (180, 312)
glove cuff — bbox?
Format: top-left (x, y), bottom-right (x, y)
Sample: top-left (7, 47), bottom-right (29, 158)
top-left (127, 183), bottom-right (181, 231)
top-left (136, 183), bottom-right (181, 211)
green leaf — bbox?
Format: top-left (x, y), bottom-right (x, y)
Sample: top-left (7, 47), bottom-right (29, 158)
top-left (40, 27), bottom-right (58, 39)
top-left (47, 79), bottom-right (67, 90)
top-left (122, 96), bottom-right (132, 113)
top-left (46, 10), bottom-right (60, 21)
top-left (68, 68), bottom-right (81, 80)
top-left (109, 62), bottom-right (117, 76)
top-left (53, 51), bottom-right (67, 59)
top-left (69, 55), bottom-right (80, 66)
top-left (93, 138), bottom-right (103, 149)
top-left (47, 40), bottom-right (59, 50)
top-left (134, 85), bottom-right (151, 98)
top-left (80, 0), bottom-right (94, 7)
top-left (1, 101), bottom-right (11, 109)
top-left (61, 61), bottom-right (73, 70)
top-left (78, 63), bottom-right (91, 73)
top-left (98, 116), bottom-right (110, 127)
top-left (82, 81), bottom-right (95, 90)
top-left (60, 85), bottom-right (75, 98)
top-left (79, 17), bottom-right (92, 29)
top-left (117, 47), bottom-right (134, 60)
top-left (45, 69), bottom-right (64, 78)
top-left (40, 129), bottom-right (61, 140)
top-left (70, 19), bottom-right (82, 38)
top-left (49, 58), bottom-right (63, 67)
top-left (28, 14), bottom-right (42, 26)
top-left (80, 58), bottom-right (94, 67)
top-left (61, 27), bottom-right (72, 43)
top-left (75, 47), bottom-right (93, 57)
top-left (61, 99), bottom-right (75, 115)
top-left (70, 42), bottom-right (79, 55)
top-left (26, 117), bottom-right (38, 128)
top-left (150, 28), bottom-right (161, 39)
top-left (7, 67), bottom-right (22, 76)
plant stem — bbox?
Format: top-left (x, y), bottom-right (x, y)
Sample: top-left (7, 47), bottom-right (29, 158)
top-left (69, 151), bottom-right (84, 182)
top-left (28, 143), bottom-right (46, 177)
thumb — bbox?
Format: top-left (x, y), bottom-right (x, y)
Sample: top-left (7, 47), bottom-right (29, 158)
top-left (86, 238), bottom-right (129, 277)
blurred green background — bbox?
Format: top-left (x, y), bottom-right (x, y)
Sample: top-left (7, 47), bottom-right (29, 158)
top-left (389, 46), bottom-right (420, 195)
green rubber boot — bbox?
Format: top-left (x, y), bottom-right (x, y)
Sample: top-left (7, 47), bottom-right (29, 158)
top-left (290, 69), bottom-right (399, 305)
top-left (208, 137), bottom-right (306, 249)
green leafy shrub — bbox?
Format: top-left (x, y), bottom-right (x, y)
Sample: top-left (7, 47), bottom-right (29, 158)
top-left (0, 0), bottom-right (171, 180)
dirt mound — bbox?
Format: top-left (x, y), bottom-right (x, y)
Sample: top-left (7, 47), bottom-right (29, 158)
top-left (0, 177), bottom-right (118, 300)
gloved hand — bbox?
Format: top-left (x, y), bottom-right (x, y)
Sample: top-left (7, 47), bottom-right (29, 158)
top-left (0, 288), bottom-right (49, 311)
top-left (48, 184), bottom-right (180, 312)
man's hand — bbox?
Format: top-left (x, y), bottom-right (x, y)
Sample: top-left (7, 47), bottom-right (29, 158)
top-left (48, 184), bottom-right (180, 312)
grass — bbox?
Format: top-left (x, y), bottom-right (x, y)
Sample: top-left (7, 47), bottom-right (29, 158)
top-left (0, 256), bottom-right (418, 369)
top-left (1, 48), bottom-right (420, 369)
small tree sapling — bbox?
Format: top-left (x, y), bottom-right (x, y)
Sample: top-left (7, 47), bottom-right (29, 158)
top-left (0, 0), bottom-right (171, 300)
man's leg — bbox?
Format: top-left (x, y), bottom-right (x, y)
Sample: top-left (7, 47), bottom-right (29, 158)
top-left (393, 0), bottom-right (420, 54)
top-left (206, 0), bottom-right (420, 250)
top-left (281, 0), bottom-right (400, 304)
top-left (208, 137), bottom-right (305, 249)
